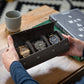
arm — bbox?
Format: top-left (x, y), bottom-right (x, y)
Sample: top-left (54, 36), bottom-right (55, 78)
top-left (62, 35), bottom-right (84, 84)
top-left (2, 35), bottom-right (39, 84)
top-left (62, 34), bottom-right (84, 57)
top-left (10, 61), bottom-right (39, 84)
top-left (75, 50), bottom-right (84, 84)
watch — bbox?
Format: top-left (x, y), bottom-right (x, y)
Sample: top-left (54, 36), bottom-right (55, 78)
top-left (49, 34), bottom-right (60, 45)
top-left (19, 46), bottom-right (30, 58)
top-left (34, 40), bottom-right (46, 51)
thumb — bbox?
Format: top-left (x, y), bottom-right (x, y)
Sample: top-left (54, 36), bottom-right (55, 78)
top-left (8, 35), bottom-right (14, 47)
top-left (68, 35), bottom-right (75, 44)
top-left (62, 34), bottom-right (68, 38)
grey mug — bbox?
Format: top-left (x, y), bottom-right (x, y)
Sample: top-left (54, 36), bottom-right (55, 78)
top-left (5, 10), bottom-right (21, 32)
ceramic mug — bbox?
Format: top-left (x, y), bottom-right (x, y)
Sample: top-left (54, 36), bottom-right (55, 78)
top-left (5, 10), bottom-right (21, 32)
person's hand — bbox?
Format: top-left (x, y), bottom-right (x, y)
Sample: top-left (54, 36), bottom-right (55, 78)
top-left (63, 34), bottom-right (84, 57)
top-left (2, 35), bottom-right (19, 72)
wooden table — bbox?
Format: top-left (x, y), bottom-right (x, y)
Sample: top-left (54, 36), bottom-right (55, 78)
top-left (0, 5), bottom-right (84, 84)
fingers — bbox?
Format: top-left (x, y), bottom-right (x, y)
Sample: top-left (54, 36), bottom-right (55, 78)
top-left (62, 34), bottom-right (75, 44)
top-left (68, 35), bottom-right (75, 43)
top-left (62, 34), bottom-right (68, 38)
top-left (7, 35), bottom-right (14, 47)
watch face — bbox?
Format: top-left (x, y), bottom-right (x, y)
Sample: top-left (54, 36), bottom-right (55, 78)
top-left (49, 34), bottom-right (60, 44)
top-left (19, 46), bottom-right (30, 58)
top-left (34, 40), bottom-right (46, 51)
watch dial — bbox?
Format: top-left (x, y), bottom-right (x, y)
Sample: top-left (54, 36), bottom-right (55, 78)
top-left (19, 46), bottom-right (30, 58)
top-left (49, 34), bottom-right (60, 44)
top-left (34, 40), bottom-right (46, 51)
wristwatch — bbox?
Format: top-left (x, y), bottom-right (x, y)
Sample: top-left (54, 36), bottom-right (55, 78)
top-left (49, 34), bottom-right (60, 45)
top-left (19, 46), bottom-right (30, 58)
top-left (34, 40), bottom-right (46, 51)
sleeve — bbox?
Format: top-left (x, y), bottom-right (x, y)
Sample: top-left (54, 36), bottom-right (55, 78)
top-left (10, 61), bottom-right (39, 84)
top-left (75, 77), bottom-right (84, 84)
top-left (75, 49), bottom-right (84, 84)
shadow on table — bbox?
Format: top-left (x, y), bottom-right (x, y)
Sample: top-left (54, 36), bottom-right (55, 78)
top-left (33, 67), bottom-right (72, 84)
top-left (6, 77), bottom-right (14, 84)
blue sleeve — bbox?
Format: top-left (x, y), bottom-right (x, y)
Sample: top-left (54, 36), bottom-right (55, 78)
top-left (75, 77), bottom-right (84, 84)
top-left (75, 49), bottom-right (84, 84)
top-left (10, 61), bottom-right (39, 84)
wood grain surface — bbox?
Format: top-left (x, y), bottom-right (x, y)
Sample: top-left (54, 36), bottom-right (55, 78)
top-left (0, 5), bottom-right (84, 84)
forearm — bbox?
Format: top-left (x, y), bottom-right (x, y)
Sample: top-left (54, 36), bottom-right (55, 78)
top-left (78, 40), bottom-right (84, 57)
top-left (75, 48), bottom-right (84, 84)
top-left (10, 61), bottom-right (39, 84)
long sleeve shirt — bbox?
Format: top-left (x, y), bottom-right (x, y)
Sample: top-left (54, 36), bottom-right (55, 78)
top-left (76, 49), bottom-right (84, 84)
top-left (10, 49), bottom-right (84, 84)
top-left (10, 61), bottom-right (39, 84)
